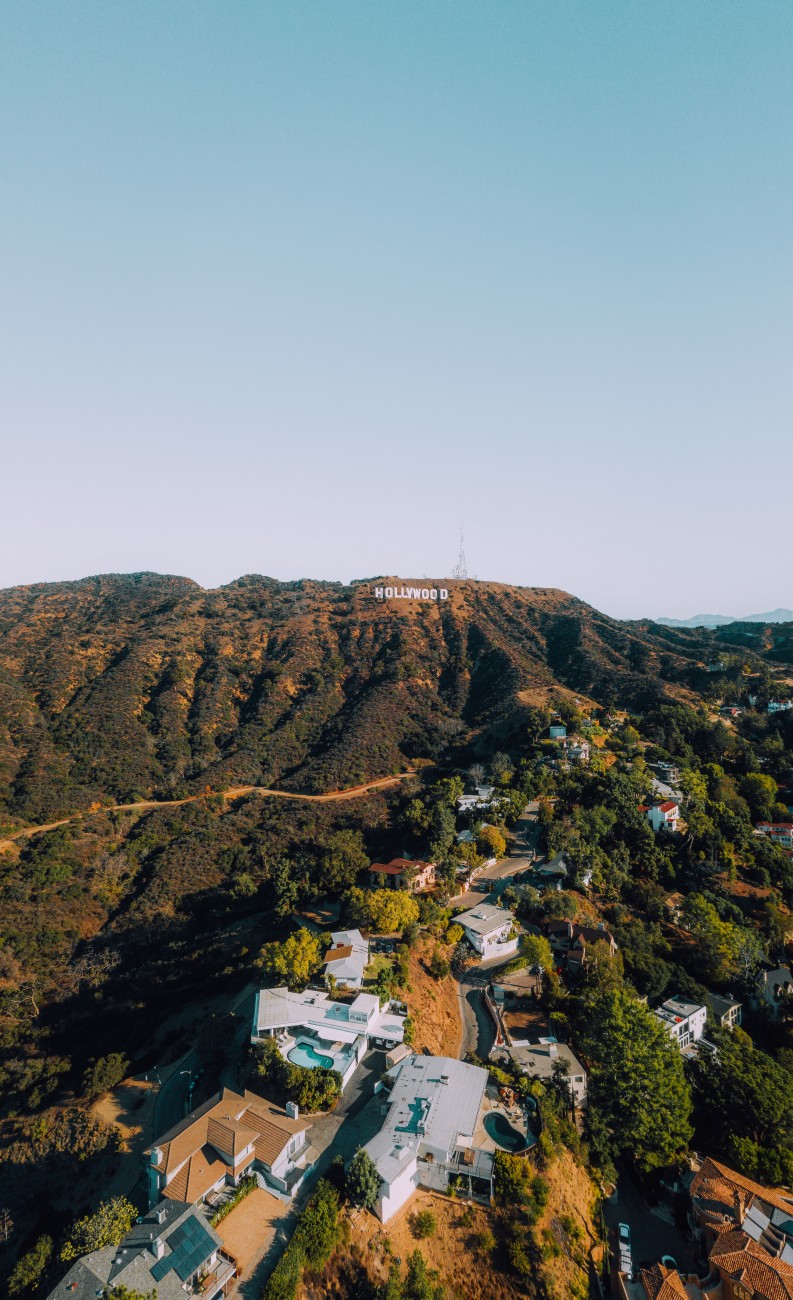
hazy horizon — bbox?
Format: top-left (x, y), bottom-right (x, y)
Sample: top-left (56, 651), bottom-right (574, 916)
top-left (2, 3), bottom-right (792, 619)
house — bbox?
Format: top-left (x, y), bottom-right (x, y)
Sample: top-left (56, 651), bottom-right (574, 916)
top-left (635, 1262), bottom-right (689, 1298)
top-left (363, 1054), bottom-right (493, 1222)
top-left (456, 902), bottom-right (520, 959)
top-left (709, 1228), bottom-right (793, 1298)
top-left (708, 992), bottom-right (742, 1030)
top-left (369, 858), bottom-right (437, 892)
top-left (653, 994), bottom-right (707, 1051)
top-left (690, 1156), bottom-right (793, 1251)
top-left (147, 1087), bottom-right (314, 1206)
top-left (323, 928), bottom-right (369, 989)
top-left (252, 987), bottom-right (405, 1088)
top-left (509, 1039), bottom-right (587, 1109)
top-left (47, 1201), bottom-right (235, 1300)
top-left (756, 822), bottom-right (793, 851)
top-left (456, 785), bottom-right (496, 813)
top-left (560, 736), bottom-right (590, 765)
top-left (546, 919), bottom-right (618, 973)
top-left (688, 1157), bottom-right (793, 1298)
top-left (768, 700), bottom-right (793, 714)
top-left (532, 851), bottom-right (570, 890)
top-left (757, 965), bottom-right (793, 1019)
top-left (645, 800), bottom-right (680, 833)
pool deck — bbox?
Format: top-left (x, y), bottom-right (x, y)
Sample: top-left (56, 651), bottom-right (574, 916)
top-left (472, 1085), bottom-right (535, 1154)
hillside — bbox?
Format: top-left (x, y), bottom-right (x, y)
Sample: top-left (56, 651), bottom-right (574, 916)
top-left (2, 571), bottom-right (789, 824)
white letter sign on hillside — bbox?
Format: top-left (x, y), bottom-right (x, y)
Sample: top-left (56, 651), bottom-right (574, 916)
top-left (373, 586), bottom-right (449, 601)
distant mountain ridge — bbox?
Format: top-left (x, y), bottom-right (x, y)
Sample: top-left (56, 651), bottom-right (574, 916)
top-left (654, 609), bottom-right (793, 628)
top-left (0, 572), bottom-right (791, 822)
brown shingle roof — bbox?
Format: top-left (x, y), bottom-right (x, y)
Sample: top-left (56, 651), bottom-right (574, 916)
top-left (162, 1144), bottom-right (227, 1203)
top-left (324, 944), bottom-right (354, 964)
top-left (151, 1086), bottom-right (309, 1196)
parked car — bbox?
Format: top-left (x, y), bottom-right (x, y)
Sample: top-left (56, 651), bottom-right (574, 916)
top-left (618, 1223), bottom-right (631, 1247)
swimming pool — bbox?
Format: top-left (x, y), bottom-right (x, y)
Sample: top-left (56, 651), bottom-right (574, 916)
top-left (287, 1040), bottom-right (334, 1070)
top-left (484, 1111), bottom-right (531, 1152)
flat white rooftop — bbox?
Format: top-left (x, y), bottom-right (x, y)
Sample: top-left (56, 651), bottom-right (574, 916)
top-left (254, 987), bottom-right (404, 1044)
top-left (457, 902), bottom-right (515, 936)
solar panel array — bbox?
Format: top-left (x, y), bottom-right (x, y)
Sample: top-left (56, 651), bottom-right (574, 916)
top-left (151, 1213), bottom-right (216, 1282)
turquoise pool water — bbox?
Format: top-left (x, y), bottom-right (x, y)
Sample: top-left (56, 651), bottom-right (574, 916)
top-left (484, 1111), bottom-right (531, 1152)
top-left (288, 1040), bottom-right (334, 1070)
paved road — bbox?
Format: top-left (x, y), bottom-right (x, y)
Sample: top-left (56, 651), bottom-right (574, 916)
top-left (604, 1164), bottom-right (696, 1281)
top-left (457, 951), bottom-right (521, 1059)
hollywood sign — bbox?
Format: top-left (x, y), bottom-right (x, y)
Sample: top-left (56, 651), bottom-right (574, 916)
top-left (374, 585), bottom-right (449, 601)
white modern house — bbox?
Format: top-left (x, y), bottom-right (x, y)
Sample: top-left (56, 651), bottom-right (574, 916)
top-left (364, 1054), bottom-right (493, 1222)
top-left (323, 929), bottom-right (369, 989)
top-left (645, 800), bottom-right (680, 833)
top-left (653, 994), bottom-right (707, 1051)
top-left (768, 700), bottom-right (793, 714)
top-left (457, 902), bottom-right (519, 959)
top-left (252, 987), bottom-right (405, 1089)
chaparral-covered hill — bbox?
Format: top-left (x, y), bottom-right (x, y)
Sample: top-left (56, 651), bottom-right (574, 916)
top-left (0, 571), bottom-right (790, 821)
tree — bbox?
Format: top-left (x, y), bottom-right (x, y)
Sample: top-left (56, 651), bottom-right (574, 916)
top-left (690, 1028), bottom-right (793, 1184)
top-left (428, 947), bottom-right (451, 980)
top-left (367, 889), bottom-right (420, 934)
top-left (0, 1207), bottom-right (14, 1242)
top-left (477, 825), bottom-right (507, 859)
top-left (321, 830), bottom-right (369, 894)
top-left (580, 989), bottom-right (692, 1172)
top-left (260, 929), bottom-right (322, 990)
top-left (402, 1249), bottom-right (445, 1300)
top-left (739, 773), bottom-right (778, 821)
top-left (83, 1052), bottom-right (129, 1100)
top-left (61, 1197), bottom-right (137, 1262)
top-left (345, 1148), bottom-right (380, 1209)
top-left (519, 933), bottom-right (554, 976)
top-left (8, 1234), bottom-right (52, 1296)
top-left (682, 894), bottom-right (764, 985)
top-left (491, 752), bottom-right (515, 784)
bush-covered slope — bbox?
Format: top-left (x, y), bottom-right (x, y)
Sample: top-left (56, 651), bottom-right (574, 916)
top-left (0, 571), bottom-right (787, 819)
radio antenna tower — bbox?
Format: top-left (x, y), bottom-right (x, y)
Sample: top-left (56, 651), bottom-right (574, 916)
top-left (451, 528), bottom-right (469, 580)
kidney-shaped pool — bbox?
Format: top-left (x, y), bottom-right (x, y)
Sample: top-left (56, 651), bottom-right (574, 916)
top-left (484, 1110), bottom-right (533, 1152)
top-left (287, 1039), bottom-right (334, 1070)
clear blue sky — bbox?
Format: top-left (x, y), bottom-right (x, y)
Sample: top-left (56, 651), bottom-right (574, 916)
top-left (2, 2), bottom-right (791, 619)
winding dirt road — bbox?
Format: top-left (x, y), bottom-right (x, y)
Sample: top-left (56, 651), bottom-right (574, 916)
top-left (0, 772), bottom-right (415, 848)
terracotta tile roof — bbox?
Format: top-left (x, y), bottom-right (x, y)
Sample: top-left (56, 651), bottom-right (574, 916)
top-left (639, 1263), bottom-right (688, 1298)
top-left (370, 862), bottom-right (407, 875)
top-left (657, 800), bottom-right (679, 813)
top-left (692, 1157), bottom-right (793, 1219)
top-left (710, 1228), bottom-right (793, 1299)
top-left (162, 1144), bottom-right (227, 1203)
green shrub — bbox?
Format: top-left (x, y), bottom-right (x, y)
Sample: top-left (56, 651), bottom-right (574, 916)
top-left (210, 1175), bottom-right (256, 1225)
top-left (410, 1209), bottom-right (436, 1239)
